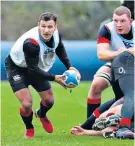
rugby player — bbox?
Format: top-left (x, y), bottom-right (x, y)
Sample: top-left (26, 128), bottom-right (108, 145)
top-left (5, 11), bottom-right (79, 138)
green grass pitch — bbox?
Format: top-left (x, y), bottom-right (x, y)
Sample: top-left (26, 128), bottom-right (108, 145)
top-left (1, 81), bottom-right (134, 146)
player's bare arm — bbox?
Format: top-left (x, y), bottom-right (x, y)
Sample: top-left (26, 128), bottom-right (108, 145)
top-left (97, 43), bottom-right (118, 61)
top-left (97, 43), bottom-right (127, 61)
top-left (71, 126), bottom-right (103, 136)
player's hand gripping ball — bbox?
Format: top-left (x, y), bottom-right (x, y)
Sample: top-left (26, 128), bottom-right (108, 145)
top-left (63, 70), bottom-right (81, 88)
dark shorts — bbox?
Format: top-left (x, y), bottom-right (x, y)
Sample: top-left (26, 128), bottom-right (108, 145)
top-left (5, 55), bottom-right (51, 93)
top-left (111, 51), bottom-right (134, 82)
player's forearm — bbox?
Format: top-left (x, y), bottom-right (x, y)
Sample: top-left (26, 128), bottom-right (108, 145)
top-left (28, 65), bottom-right (55, 81)
top-left (56, 42), bottom-right (72, 69)
top-left (84, 130), bottom-right (103, 136)
top-left (97, 50), bottom-right (118, 61)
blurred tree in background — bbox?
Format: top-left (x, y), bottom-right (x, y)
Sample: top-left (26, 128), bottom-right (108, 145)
top-left (1, 1), bottom-right (119, 40)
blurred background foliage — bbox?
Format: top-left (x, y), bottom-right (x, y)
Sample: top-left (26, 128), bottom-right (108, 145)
top-left (1, 1), bottom-right (120, 40)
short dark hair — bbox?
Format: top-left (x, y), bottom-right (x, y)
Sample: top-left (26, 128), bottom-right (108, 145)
top-left (39, 11), bottom-right (57, 22)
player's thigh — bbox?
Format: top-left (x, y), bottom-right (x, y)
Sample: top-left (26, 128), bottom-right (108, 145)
top-left (89, 77), bottom-right (109, 96)
top-left (31, 78), bottom-right (53, 101)
top-left (15, 88), bottom-right (32, 105)
top-left (99, 104), bottom-right (122, 118)
top-left (39, 89), bottom-right (54, 102)
top-left (7, 71), bottom-right (32, 104)
top-left (108, 104), bottom-right (122, 116)
top-left (5, 56), bottom-right (32, 102)
top-left (92, 64), bottom-right (111, 89)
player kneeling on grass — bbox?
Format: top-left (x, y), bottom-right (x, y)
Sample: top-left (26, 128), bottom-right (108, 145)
top-left (5, 11), bottom-right (80, 139)
top-left (71, 50), bottom-right (134, 139)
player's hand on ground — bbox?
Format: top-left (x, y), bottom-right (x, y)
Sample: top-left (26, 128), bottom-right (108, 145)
top-left (70, 126), bottom-right (85, 135)
top-left (54, 75), bottom-right (68, 89)
top-left (69, 67), bottom-right (81, 80)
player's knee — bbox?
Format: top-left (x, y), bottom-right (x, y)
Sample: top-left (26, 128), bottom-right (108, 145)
top-left (21, 100), bottom-right (32, 110)
top-left (42, 93), bottom-right (54, 108)
top-left (90, 80), bottom-right (105, 95)
top-left (40, 89), bottom-right (54, 108)
top-left (42, 98), bottom-right (54, 109)
top-left (46, 99), bottom-right (54, 108)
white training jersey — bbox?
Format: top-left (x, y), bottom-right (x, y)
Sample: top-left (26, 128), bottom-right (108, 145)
top-left (105, 20), bottom-right (135, 51)
top-left (10, 26), bottom-right (59, 72)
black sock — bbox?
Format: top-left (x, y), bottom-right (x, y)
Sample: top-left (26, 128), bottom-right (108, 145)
top-left (98, 98), bottom-right (116, 114)
top-left (20, 108), bottom-right (33, 129)
top-left (37, 100), bottom-right (53, 118)
top-left (81, 114), bottom-right (96, 130)
top-left (82, 98), bottom-right (116, 129)
top-left (87, 98), bottom-right (101, 118)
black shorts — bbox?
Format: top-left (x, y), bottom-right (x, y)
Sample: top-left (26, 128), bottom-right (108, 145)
top-left (111, 51), bottom-right (134, 82)
top-left (5, 55), bottom-right (51, 93)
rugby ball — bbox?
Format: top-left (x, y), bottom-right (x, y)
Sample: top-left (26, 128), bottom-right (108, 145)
top-left (63, 70), bottom-right (81, 88)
